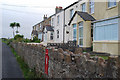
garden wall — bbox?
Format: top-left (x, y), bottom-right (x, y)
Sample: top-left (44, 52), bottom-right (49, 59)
top-left (11, 42), bottom-right (120, 78)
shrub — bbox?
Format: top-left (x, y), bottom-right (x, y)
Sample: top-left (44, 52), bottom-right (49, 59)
top-left (14, 34), bottom-right (24, 42)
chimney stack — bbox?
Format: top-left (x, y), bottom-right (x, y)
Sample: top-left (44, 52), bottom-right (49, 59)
top-left (55, 6), bottom-right (63, 14)
top-left (43, 14), bottom-right (47, 20)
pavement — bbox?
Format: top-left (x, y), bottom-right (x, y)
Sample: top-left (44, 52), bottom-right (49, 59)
top-left (0, 40), bottom-right (2, 79)
top-left (1, 41), bottom-right (24, 78)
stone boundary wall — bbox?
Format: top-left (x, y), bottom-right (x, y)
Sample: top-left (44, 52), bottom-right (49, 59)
top-left (11, 42), bottom-right (120, 78)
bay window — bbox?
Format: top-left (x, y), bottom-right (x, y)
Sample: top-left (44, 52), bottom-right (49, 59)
top-left (94, 18), bottom-right (118, 41)
top-left (73, 24), bottom-right (77, 41)
top-left (79, 22), bottom-right (83, 46)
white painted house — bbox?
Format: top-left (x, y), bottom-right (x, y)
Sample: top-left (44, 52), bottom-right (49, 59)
top-left (51, 7), bottom-right (64, 43)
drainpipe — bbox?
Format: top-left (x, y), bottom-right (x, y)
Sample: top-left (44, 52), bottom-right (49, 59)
top-left (63, 9), bottom-right (65, 43)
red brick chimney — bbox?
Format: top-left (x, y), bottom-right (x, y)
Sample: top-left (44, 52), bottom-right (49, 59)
top-left (55, 6), bottom-right (63, 14)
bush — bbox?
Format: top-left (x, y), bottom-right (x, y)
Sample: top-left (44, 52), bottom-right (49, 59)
top-left (32, 37), bottom-right (40, 43)
top-left (14, 34), bottom-right (24, 42)
top-left (14, 34), bottom-right (24, 40)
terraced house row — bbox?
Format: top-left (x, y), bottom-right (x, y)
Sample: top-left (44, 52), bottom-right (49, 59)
top-left (31, 0), bottom-right (120, 55)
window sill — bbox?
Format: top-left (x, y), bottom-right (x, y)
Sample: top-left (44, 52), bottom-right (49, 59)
top-left (90, 12), bottom-right (94, 15)
top-left (93, 40), bottom-right (120, 43)
top-left (107, 5), bottom-right (117, 10)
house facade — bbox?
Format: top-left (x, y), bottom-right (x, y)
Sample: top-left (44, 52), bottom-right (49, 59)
top-left (91, 1), bottom-right (120, 55)
top-left (31, 0), bottom-right (120, 55)
top-left (51, 7), bottom-right (64, 43)
top-left (67, 0), bottom-right (120, 55)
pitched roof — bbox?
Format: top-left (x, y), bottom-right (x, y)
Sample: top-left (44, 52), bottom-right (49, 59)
top-left (64, 1), bottom-right (79, 10)
top-left (45, 26), bottom-right (54, 31)
top-left (68, 11), bottom-right (96, 25)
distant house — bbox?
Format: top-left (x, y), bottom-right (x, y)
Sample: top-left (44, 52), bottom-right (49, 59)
top-left (43, 26), bottom-right (54, 44)
top-left (31, 15), bottom-right (52, 41)
top-left (31, 26), bottom-right (38, 40)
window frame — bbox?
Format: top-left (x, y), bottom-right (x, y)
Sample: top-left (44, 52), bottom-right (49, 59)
top-left (78, 22), bottom-right (83, 46)
top-left (57, 15), bottom-right (60, 25)
top-left (50, 32), bottom-right (54, 40)
top-left (73, 24), bottom-right (77, 41)
top-left (89, 0), bottom-right (94, 14)
top-left (93, 18), bottom-right (118, 41)
top-left (108, 0), bottom-right (116, 8)
top-left (70, 9), bottom-right (74, 19)
top-left (52, 18), bottom-right (54, 26)
top-left (81, 3), bottom-right (86, 12)
top-left (57, 30), bottom-right (59, 38)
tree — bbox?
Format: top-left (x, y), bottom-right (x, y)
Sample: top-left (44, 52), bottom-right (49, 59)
top-left (10, 22), bottom-right (16, 37)
top-left (16, 23), bottom-right (20, 34)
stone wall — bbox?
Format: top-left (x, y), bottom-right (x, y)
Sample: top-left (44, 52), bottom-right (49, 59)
top-left (11, 42), bottom-right (120, 78)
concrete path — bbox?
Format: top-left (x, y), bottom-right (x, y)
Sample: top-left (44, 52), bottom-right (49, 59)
top-left (2, 41), bottom-right (24, 78)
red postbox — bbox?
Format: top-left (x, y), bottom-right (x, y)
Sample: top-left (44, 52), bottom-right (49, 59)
top-left (45, 49), bottom-right (49, 75)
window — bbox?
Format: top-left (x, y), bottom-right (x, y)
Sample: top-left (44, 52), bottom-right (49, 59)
top-left (50, 32), bottom-right (53, 40)
top-left (70, 9), bottom-right (74, 18)
top-left (73, 24), bottom-right (77, 41)
top-left (108, 0), bottom-right (116, 8)
top-left (57, 15), bottom-right (60, 25)
top-left (49, 20), bottom-right (51, 25)
top-left (52, 18), bottom-right (54, 26)
top-left (79, 22), bottom-right (83, 46)
top-left (89, 0), bottom-right (94, 14)
top-left (57, 30), bottom-right (59, 38)
top-left (82, 3), bottom-right (86, 12)
top-left (94, 18), bottom-right (118, 41)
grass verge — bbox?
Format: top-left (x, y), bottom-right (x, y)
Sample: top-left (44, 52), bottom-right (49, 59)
top-left (11, 48), bottom-right (36, 79)
top-left (91, 55), bottom-right (109, 60)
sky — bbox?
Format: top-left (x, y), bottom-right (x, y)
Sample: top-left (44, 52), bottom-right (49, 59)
top-left (0, 0), bottom-right (77, 39)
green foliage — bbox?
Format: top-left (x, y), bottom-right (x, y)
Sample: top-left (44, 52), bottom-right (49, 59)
top-left (10, 22), bottom-right (16, 28)
top-left (14, 34), bottom-right (24, 42)
top-left (16, 23), bottom-right (20, 28)
top-left (32, 36), bottom-right (40, 43)
top-left (1, 38), bottom-right (14, 45)
top-left (23, 38), bottom-right (31, 43)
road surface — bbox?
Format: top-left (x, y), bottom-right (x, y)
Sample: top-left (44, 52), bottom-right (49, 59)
top-left (1, 41), bottom-right (24, 78)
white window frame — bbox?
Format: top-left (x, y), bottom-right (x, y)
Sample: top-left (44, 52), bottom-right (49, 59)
top-left (93, 18), bottom-right (118, 41)
top-left (89, 0), bottom-right (94, 14)
top-left (73, 24), bottom-right (77, 41)
top-left (52, 18), bottom-right (54, 26)
top-left (57, 15), bottom-right (60, 25)
top-left (79, 22), bottom-right (83, 46)
top-left (70, 9), bottom-right (74, 19)
top-left (50, 32), bottom-right (53, 40)
top-left (81, 3), bottom-right (86, 12)
top-left (108, 0), bottom-right (116, 8)
top-left (57, 30), bottom-right (59, 38)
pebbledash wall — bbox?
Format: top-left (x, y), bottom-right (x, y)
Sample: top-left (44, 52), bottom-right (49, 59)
top-left (11, 42), bottom-right (120, 78)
